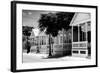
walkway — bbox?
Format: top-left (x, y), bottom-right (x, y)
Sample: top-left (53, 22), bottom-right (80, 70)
top-left (23, 53), bottom-right (91, 63)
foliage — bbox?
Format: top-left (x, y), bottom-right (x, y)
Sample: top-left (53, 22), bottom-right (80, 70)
top-left (38, 12), bottom-right (74, 37)
top-left (22, 26), bottom-right (33, 52)
top-left (23, 26), bottom-right (33, 37)
top-left (38, 12), bottom-right (74, 56)
top-left (39, 13), bottom-right (57, 37)
top-left (56, 12), bottom-right (74, 31)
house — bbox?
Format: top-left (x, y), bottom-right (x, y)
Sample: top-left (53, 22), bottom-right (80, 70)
top-left (70, 13), bottom-right (91, 57)
top-left (29, 28), bottom-right (72, 56)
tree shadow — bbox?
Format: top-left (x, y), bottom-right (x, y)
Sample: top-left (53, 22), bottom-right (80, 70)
top-left (42, 54), bottom-right (70, 59)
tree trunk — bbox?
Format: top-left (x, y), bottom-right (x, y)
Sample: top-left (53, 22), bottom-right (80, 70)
top-left (36, 38), bottom-right (40, 53)
top-left (51, 38), bottom-right (54, 55)
top-left (48, 34), bottom-right (52, 56)
top-left (62, 29), bottom-right (64, 55)
top-left (27, 36), bottom-right (30, 53)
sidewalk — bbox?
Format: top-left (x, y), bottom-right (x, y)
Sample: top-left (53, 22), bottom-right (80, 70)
top-left (23, 53), bottom-right (91, 63)
top-left (24, 53), bottom-right (48, 58)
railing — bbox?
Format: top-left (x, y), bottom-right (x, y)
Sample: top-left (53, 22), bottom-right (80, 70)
top-left (72, 41), bottom-right (87, 48)
top-left (72, 41), bottom-right (88, 57)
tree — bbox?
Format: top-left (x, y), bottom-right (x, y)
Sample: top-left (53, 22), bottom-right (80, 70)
top-left (22, 26), bottom-right (33, 53)
top-left (39, 13), bottom-right (58, 56)
top-left (56, 12), bottom-right (74, 31)
top-left (56, 12), bottom-right (74, 55)
top-left (38, 12), bottom-right (74, 56)
top-left (23, 26), bottom-right (33, 36)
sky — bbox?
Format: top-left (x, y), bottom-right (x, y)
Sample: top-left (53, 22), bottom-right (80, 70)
top-left (22, 10), bottom-right (56, 28)
top-left (22, 10), bottom-right (57, 36)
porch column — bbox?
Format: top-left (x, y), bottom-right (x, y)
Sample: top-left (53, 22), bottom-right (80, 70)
top-left (78, 24), bottom-right (80, 42)
top-left (85, 22), bottom-right (88, 50)
top-left (72, 26), bottom-right (73, 45)
top-left (86, 22), bottom-right (88, 41)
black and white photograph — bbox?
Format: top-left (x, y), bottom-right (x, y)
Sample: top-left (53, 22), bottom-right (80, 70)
top-left (11, 1), bottom-right (97, 72)
top-left (22, 10), bottom-right (91, 63)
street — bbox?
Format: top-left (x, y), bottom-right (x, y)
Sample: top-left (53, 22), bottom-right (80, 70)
top-left (23, 53), bottom-right (91, 63)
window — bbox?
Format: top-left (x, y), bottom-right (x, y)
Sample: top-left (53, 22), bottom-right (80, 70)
top-left (56, 36), bottom-right (59, 44)
top-left (42, 36), bottom-right (44, 45)
top-left (60, 36), bottom-right (63, 44)
top-left (79, 23), bottom-right (86, 41)
top-left (40, 36), bottom-right (42, 45)
top-left (63, 36), bottom-right (67, 43)
top-left (43, 36), bottom-right (46, 45)
top-left (73, 51), bottom-right (78, 53)
top-left (80, 51), bottom-right (86, 54)
top-left (73, 26), bottom-right (78, 42)
top-left (73, 21), bottom-right (91, 42)
top-left (87, 21), bottom-right (91, 43)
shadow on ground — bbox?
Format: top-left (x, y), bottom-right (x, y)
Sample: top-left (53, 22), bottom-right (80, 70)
top-left (43, 54), bottom-right (71, 59)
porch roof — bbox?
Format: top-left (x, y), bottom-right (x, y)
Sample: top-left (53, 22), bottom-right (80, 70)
top-left (70, 13), bottom-right (91, 26)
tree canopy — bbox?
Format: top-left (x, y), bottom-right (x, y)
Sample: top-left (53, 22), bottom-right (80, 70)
top-left (38, 12), bottom-right (74, 56)
top-left (23, 26), bottom-right (33, 36)
top-left (38, 12), bottom-right (74, 37)
top-left (56, 12), bottom-right (74, 31)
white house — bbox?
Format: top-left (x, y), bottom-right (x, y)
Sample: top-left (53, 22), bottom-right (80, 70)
top-left (70, 13), bottom-right (91, 57)
top-left (29, 28), bottom-right (72, 55)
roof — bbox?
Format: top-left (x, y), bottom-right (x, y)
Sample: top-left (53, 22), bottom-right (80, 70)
top-left (29, 28), bottom-right (47, 38)
top-left (29, 31), bottom-right (35, 38)
top-left (70, 13), bottom-right (91, 26)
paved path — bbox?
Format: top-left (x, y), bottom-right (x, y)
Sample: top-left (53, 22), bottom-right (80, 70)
top-left (23, 53), bottom-right (90, 63)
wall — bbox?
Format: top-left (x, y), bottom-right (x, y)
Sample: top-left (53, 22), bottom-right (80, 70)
top-left (0, 0), bottom-right (100, 73)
